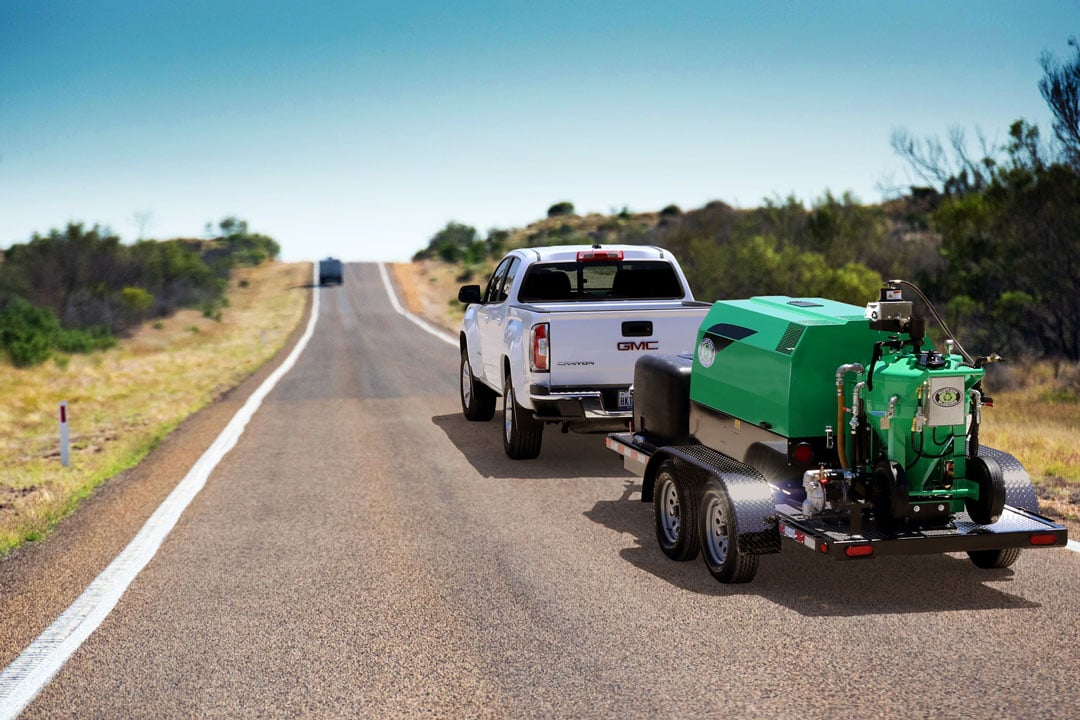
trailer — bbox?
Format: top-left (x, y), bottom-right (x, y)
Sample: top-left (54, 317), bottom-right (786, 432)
top-left (606, 282), bottom-right (1068, 583)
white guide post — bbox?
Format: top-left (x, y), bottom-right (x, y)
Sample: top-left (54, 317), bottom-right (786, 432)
top-left (59, 401), bottom-right (70, 468)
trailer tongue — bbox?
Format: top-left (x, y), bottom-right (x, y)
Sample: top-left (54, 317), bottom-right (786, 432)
top-left (607, 281), bottom-right (1068, 583)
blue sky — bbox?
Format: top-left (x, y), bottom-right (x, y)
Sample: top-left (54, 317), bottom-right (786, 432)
top-left (1, 1), bottom-right (1076, 262)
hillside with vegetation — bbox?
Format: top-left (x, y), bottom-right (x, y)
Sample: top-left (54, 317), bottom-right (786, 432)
top-left (0, 217), bottom-right (280, 367)
top-left (0, 215), bottom-right (292, 553)
top-left (416, 38), bottom-right (1080, 372)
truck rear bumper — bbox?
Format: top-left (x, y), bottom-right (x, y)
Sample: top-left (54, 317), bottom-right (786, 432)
top-left (530, 387), bottom-right (631, 430)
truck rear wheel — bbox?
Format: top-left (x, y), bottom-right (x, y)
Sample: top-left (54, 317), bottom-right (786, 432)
top-left (461, 349), bottom-right (496, 421)
top-left (967, 548), bottom-right (1021, 569)
top-left (699, 477), bottom-right (759, 583)
top-left (653, 460), bottom-right (699, 561)
top-left (503, 372), bottom-right (543, 459)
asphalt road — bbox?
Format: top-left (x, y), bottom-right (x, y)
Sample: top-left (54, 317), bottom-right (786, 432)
top-left (3, 262), bottom-right (1079, 719)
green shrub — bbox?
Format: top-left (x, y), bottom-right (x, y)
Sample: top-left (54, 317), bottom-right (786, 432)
top-left (54, 327), bottom-right (116, 353)
top-left (201, 300), bottom-right (223, 322)
top-left (0, 296), bottom-right (118, 366)
top-left (547, 201), bottom-right (575, 218)
top-left (120, 287), bottom-right (154, 320)
top-left (7, 333), bottom-right (52, 367)
top-left (0, 298), bottom-right (60, 366)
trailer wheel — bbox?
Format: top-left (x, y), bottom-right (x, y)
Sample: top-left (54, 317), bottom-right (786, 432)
top-left (967, 548), bottom-right (1021, 569)
top-left (653, 460), bottom-right (699, 561)
top-left (965, 456), bottom-right (1006, 525)
top-left (872, 460), bottom-right (908, 522)
top-left (699, 478), bottom-right (759, 583)
top-left (503, 372), bottom-right (543, 459)
top-left (460, 349), bottom-right (496, 421)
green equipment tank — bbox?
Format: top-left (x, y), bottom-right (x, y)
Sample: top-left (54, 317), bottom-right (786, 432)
top-left (687, 281), bottom-right (1004, 527)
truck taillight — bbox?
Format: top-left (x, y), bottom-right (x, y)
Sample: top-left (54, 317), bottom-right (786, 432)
top-left (531, 323), bottom-right (550, 372)
top-left (577, 249), bottom-right (624, 262)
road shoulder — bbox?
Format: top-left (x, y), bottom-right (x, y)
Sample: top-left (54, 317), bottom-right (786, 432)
top-left (0, 280), bottom-right (313, 670)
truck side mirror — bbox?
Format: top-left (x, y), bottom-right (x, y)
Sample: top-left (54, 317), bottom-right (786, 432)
top-left (458, 285), bottom-right (482, 305)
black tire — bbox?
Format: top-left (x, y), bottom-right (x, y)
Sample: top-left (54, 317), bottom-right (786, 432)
top-left (652, 460), bottom-right (700, 561)
top-left (965, 456), bottom-right (1007, 525)
top-left (460, 349), bottom-right (496, 421)
top-left (502, 372), bottom-right (543, 459)
top-left (699, 477), bottom-right (759, 583)
top-left (967, 548), bottom-right (1022, 569)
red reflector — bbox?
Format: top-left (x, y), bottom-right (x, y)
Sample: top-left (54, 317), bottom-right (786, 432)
top-left (1029, 533), bottom-right (1058, 546)
top-left (819, 543), bottom-right (829, 554)
top-left (792, 442), bottom-right (814, 465)
top-left (577, 250), bottom-right (624, 262)
top-left (845, 544), bottom-right (874, 557)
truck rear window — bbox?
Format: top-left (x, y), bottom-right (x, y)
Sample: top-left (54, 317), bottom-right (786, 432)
top-left (518, 261), bottom-right (684, 302)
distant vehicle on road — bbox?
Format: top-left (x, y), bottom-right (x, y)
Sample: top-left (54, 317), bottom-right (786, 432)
top-left (457, 244), bottom-right (708, 459)
top-left (319, 258), bottom-right (343, 286)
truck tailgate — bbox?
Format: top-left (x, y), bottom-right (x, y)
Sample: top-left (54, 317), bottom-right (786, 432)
top-left (545, 302), bottom-right (706, 388)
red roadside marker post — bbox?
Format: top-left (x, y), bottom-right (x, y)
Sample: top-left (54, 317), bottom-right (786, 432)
top-left (59, 401), bottom-right (70, 468)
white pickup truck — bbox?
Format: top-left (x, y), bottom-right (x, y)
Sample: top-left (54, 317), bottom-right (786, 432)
top-left (457, 244), bottom-right (710, 459)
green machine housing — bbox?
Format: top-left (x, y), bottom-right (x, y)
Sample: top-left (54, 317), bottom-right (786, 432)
top-left (688, 293), bottom-right (1000, 526)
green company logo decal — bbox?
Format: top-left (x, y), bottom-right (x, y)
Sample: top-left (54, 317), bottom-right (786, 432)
top-left (932, 386), bottom-right (962, 407)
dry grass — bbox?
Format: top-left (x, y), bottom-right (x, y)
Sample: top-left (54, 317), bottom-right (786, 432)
top-left (390, 260), bottom-right (490, 334)
top-left (980, 361), bottom-right (1080, 530)
top-left (0, 262), bottom-right (310, 555)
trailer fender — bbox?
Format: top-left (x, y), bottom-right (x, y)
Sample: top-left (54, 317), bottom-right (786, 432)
top-left (646, 445), bottom-right (781, 556)
top-left (978, 446), bottom-right (1039, 513)
top-left (639, 449), bottom-right (706, 502)
top-left (640, 452), bottom-right (671, 503)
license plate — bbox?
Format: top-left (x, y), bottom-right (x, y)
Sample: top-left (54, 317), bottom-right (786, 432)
top-left (618, 390), bottom-right (633, 410)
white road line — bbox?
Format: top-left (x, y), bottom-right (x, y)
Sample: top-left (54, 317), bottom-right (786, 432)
top-left (1069, 539), bottom-right (1080, 553)
top-left (0, 264), bottom-right (321, 720)
top-left (378, 262), bottom-right (456, 347)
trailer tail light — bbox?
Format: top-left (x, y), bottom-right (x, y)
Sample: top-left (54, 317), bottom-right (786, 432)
top-left (577, 249), bottom-right (624, 262)
top-left (531, 323), bottom-right (550, 372)
top-left (1029, 533), bottom-right (1058, 546)
top-left (792, 442), bottom-right (814, 465)
top-left (845, 544), bottom-right (874, 557)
